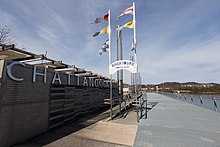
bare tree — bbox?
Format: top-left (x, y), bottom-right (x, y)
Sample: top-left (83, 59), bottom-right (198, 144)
top-left (0, 25), bottom-right (15, 45)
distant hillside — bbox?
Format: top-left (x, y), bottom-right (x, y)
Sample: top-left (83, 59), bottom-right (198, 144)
top-left (143, 82), bottom-right (220, 94)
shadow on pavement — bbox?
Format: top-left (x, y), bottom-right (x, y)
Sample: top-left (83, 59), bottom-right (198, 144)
top-left (13, 106), bottom-right (111, 147)
top-left (139, 101), bottom-right (158, 120)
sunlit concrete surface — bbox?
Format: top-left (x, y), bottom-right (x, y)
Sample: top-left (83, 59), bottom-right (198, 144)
top-left (13, 106), bottom-right (138, 147)
top-left (44, 121), bottom-right (137, 147)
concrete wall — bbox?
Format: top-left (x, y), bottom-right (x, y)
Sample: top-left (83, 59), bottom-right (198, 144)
top-left (0, 60), bottom-right (119, 147)
top-left (0, 61), bottom-right (50, 147)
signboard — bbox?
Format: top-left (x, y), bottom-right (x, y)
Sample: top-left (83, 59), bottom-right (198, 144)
top-left (109, 60), bottom-right (137, 74)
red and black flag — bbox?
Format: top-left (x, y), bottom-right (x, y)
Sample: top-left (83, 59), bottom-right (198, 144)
top-left (92, 13), bottom-right (109, 24)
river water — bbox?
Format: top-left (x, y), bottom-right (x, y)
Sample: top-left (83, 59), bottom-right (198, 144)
top-left (162, 93), bottom-right (220, 113)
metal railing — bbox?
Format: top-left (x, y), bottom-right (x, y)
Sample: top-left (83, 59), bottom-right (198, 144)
top-left (162, 93), bottom-right (220, 112)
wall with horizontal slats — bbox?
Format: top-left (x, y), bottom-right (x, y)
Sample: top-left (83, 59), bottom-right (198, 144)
top-left (0, 60), bottom-right (119, 147)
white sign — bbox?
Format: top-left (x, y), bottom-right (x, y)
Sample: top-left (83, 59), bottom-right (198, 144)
top-left (109, 60), bottom-right (137, 74)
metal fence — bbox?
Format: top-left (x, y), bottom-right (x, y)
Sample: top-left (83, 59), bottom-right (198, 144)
top-left (162, 93), bottom-right (220, 112)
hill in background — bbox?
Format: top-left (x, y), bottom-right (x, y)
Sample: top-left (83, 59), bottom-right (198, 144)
top-left (142, 82), bottom-right (220, 94)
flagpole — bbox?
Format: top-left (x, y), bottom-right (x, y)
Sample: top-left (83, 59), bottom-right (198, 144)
top-left (133, 2), bottom-right (137, 67)
top-left (133, 2), bottom-right (136, 53)
top-left (108, 9), bottom-right (113, 120)
top-left (108, 10), bottom-right (111, 66)
top-left (133, 2), bottom-right (137, 89)
top-left (133, 2), bottom-right (139, 122)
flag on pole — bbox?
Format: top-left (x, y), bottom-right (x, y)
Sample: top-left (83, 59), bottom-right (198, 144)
top-left (93, 13), bottom-right (109, 24)
top-left (123, 20), bottom-right (134, 29)
top-left (117, 20), bottom-right (134, 31)
top-left (99, 39), bottom-right (109, 55)
top-left (93, 26), bottom-right (109, 37)
top-left (116, 6), bottom-right (133, 21)
top-left (131, 39), bottom-right (136, 53)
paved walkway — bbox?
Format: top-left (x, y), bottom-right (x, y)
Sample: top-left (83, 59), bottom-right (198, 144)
top-left (13, 105), bottom-right (138, 147)
top-left (134, 93), bottom-right (220, 147)
top-left (14, 93), bottom-right (220, 147)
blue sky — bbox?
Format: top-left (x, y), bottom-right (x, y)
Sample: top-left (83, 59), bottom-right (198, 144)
top-left (1, 0), bottom-right (220, 84)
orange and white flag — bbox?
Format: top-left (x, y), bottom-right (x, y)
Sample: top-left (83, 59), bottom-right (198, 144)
top-left (116, 6), bottom-right (133, 21)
